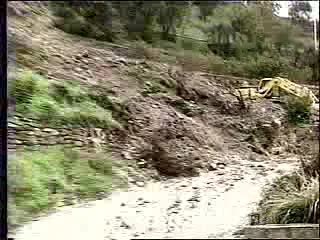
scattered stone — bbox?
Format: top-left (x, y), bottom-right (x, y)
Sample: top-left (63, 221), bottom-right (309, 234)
top-left (217, 162), bottom-right (226, 167)
top-left (208, 163), bottom-right (218, 171)
top-left (82, 51), bottom-right (89, 58)
top-left (121, 151), bottom-right (132, 160)
top-left (187, 196), bottom-right (200, 202)
top-left (120, 220), bottom-right (131, 229)
top-left (136, 181), bottom-right (145, 187)
top-left (190, 203), bottom-right (197, 208)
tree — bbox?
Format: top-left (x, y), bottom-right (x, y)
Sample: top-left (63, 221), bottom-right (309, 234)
top-left (112, 1), bottom-right (161, 42)
top-left (193, 0), bottom-right (224, 21)
top-left (156, 1), bottom-right (190, 42)
top-left (289, 1), bottom-right (312, 26)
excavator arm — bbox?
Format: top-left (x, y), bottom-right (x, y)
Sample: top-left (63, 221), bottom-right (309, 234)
top-left (235, 77), bottom-right (319, 106)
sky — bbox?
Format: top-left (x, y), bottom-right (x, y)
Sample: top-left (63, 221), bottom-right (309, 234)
top-left (276, 1), bottom-right (319, 20)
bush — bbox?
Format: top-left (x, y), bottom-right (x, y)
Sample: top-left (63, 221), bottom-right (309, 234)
top-left (10, 70), bottom-right (119, 128)
top-left (177, 37), bottom-right (209, 55)
top-left (287, 66), bottom-right (313, 83)
top-left (51, 2), bottom-right (115, 42)
top-left (286, 95), bottom-right (312, 125)
top-left (257, 172), bottom-right (319, 224)
top-left (9, 70), bottom-right (49, 105)
top-left (142, 81), bottom-right (167, 96)
top-left (244, 55), bottom-right (290, 79)
top-left (8, 147), bottom-right (123, 228)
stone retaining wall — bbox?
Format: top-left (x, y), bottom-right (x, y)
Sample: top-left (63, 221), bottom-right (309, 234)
top-left (7, 115), bottom-right (116, 151)
top-left (244, 224), bottom-right (320, 239)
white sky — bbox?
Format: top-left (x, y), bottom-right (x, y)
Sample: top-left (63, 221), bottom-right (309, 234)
top-left (276, 1), bottom-right (319, 20)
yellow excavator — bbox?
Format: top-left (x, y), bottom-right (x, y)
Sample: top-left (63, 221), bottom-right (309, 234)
top-left (235, 77), bottom-right (319, 107)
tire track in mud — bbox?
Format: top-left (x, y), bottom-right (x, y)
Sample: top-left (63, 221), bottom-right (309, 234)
top-left (12, 159), bottom-right (298, 240)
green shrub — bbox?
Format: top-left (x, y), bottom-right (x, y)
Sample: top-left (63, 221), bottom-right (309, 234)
top-left (52, 80), bottom-right (89, 104)
top-left (56, 15), bottom-right (91, 37)
top-left (286, 95), bottom-right (312, 125)
top-left (177, 37), bottom-right (209, 55)
top-left (10, 69), bottom-right (119, 128)
top-left (244, 55), bottom-right (290, 79)
top-left (60, 101), bottom-right (117, 128)
top-left (28, 94), bottom-right (61, 120)
top-left (10, 70), bottom-right (49, 105)
top-left (8, 147), bottom-right (123, 228)
top-left (257, 172), bottom-right (319, 224)
top-left (51, 2), bottom-right (114, 42)
top-left (287, 66), bottom-right (313, 83)
top-left (142, 81), bottom-right (167, 96)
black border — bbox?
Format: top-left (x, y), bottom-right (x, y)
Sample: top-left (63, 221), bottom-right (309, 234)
top-left (0, 0), bottom-right (7, 239)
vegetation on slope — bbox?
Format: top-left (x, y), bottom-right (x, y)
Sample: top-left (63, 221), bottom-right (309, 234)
top-left (50, 1), bottom-right (319, 83)
top-left (8, 70), bottom-right (128, 229)
top-left (9, 70), bottom-right (121, 128)
top-left (8, 146), bottom-right (126, 229)
top-left (257, 172), bottom-right (319, 224)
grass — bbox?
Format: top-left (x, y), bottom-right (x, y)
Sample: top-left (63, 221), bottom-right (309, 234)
top-left (257, 172), bottom-right (319, 225)
top-left (8, 146), bottom-right (127, 229)
top-left (286, 95), bottom-right (312, 126)
top-left (10, 69), bottom-right (121, 128)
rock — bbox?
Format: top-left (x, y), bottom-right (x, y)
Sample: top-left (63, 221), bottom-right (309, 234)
top-left (82, 51), bottom-right (89, 58)
top-left (187, 196), bottom-right (200, 202)
top-left (272, 118), bottom-right (282, 128)
top-left (122, 151), bottom-right (132, 160)
top-left (137, 160), bottom-right (147, 168)
top-left (136, 181), bottom-right (145, 187)
top-left (120, 221), bottom-right (131, 229)
top-left (217, 162), bottom-right (226, 167)
top-left (208, 163), bottom-right (218, 171)
top-left (120, 203), bottom-right (126, 207)
top-left (190, 203), bottom-right (197, 208)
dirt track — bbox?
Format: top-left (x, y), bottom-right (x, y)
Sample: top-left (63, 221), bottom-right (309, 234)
top-left (12, 157), bottom-right (298, 240)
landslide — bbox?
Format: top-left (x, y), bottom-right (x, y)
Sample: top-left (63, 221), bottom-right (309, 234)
top-left (8, 2), bottom-right (318, 183)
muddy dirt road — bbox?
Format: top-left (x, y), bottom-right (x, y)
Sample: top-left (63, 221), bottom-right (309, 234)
top-left (12, 157), bottom-right (298, 240)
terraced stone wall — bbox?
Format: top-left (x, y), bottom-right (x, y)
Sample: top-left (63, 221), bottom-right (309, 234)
top-left (7, 115), bottom-right (113, 151)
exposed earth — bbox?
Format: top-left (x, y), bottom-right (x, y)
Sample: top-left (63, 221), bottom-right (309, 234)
top-left (8, 2), bottom-right (319, 240)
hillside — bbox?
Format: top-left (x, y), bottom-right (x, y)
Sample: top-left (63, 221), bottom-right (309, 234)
top-left (8, 2), bottom-right (319, 239)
